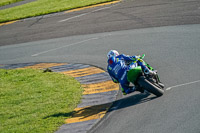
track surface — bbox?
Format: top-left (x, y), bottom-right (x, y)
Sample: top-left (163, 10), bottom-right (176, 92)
top-left (0, 0), bottom-right (200, 133)
top-left (0, 0), bottom-right (200, 46)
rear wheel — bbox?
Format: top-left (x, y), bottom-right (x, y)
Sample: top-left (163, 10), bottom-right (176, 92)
top-left (137, 76), bottom-right (164, 97)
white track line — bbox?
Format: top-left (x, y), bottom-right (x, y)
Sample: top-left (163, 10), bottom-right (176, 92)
top-left (31, 37), bottom-right (98, 57)
top-left (91, 5), bottom-right (115, 13)
top-left (31, 34), bottom-right (112, 57)
top-left (59, 13), bottom-right (89, 22)
top-left (59, 3), bottom-right (119, 23)
top-left (166, 80), bottom-right (200, 91)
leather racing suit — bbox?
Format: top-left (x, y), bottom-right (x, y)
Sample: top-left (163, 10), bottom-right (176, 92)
top-left (107, 54), bottom-right (147, 94)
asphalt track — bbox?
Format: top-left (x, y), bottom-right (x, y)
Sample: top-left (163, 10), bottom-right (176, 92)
top-left (0, 0), bottom-right (200, 133)
top-left (1, 0), bottom-right (200, 46)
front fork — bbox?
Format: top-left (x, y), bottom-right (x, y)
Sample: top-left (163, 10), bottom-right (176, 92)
top-left (143, 62), bottom-right (164, 89)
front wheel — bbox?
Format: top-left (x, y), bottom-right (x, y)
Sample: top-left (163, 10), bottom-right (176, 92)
top-left (137, 76), bottom-right (164, 97)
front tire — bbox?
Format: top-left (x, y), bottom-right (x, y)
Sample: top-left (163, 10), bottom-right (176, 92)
top-left (137, 76), bottom-right (164, 97)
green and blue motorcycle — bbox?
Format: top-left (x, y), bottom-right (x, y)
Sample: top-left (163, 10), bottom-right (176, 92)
top-left (127, 54), bottom-right (164, 97)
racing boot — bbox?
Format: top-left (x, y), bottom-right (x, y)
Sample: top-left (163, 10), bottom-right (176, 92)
top-left (122, 87), bottom-right (136, 95)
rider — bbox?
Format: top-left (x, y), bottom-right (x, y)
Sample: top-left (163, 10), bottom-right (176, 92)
top-left (107, 50), bottom-right (150, 95)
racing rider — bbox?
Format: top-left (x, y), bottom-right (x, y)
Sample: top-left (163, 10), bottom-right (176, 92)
top-left (107, 50), bottom-right (151, 95)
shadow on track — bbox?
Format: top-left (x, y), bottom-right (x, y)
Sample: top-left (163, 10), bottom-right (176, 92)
top-left (44, 92), bottom-right (157, 120)
top-left (108, 92), bottom-right (157, 112)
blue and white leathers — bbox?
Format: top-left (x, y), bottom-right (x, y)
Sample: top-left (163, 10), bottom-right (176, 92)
top-left (107, 54), bottom-right (146, 94)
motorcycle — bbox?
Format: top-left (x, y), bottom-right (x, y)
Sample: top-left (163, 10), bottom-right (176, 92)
top-left (127, 54), bottom-right (164, 97)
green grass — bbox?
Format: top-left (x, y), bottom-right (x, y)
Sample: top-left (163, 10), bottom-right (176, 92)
top-left (0, 0), bottom-right (115, 23)
top-left (0, 69), bottom-right (82, 133)
top-left (0, 0), bottom-right (24, 7)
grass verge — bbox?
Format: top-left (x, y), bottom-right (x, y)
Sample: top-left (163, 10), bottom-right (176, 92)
top-left (0, 0), bottom-right (116, 23)
top-left (0, 69), bottom-right (82, 133)
top-left (0, 0), bottom-right (24, 7)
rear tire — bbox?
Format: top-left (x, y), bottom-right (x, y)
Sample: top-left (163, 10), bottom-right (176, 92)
top-left (137, 76), bottom-right (164, 97)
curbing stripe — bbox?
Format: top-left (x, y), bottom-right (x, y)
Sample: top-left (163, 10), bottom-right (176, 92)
top-left (20, 63), bottom-right (67, 69)
top-left (49, 64), bottom-right (90, 72)
top-left (82, 80), bottom-right (119, 95)
top-left (50, 64), bottom-right (118, 126)
top-left (0, 63), bottom-right (37, 69)
top-left (65, 103), bottom-right (112, 124)
top-left (61, 66), bottom-right (104, 78)
top-left (75, 72), bottom-right (111, 84)
top-left (77, 91), bottom-right (118, 108)
top-left (55, 119), bottom-right (98, 133)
